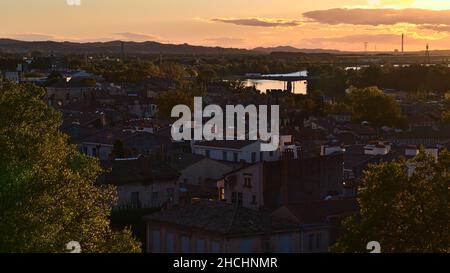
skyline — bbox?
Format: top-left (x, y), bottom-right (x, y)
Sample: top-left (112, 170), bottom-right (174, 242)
top-left (2, 0), bottom-right (450, 51)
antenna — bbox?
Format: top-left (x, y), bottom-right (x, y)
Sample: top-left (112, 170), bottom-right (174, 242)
top-left (401, 34), bottom-right (404, 53)
top-left (364, 42), bottom-right (368, 54)
top-left (425, 43), bottom-right (431, 64)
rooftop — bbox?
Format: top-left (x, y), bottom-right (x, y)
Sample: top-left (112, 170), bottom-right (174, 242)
top-left (283, 199), bottom-right (359, 225)
top-left (193, 140), bottom-right (258, 150)
top-left (145, 200), bottom-right (299, 236)
top-left (103, 156), bottom-right (179, 185)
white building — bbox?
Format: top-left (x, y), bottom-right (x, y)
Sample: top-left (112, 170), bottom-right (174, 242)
top-left (192, 140), bottom-right (281, 163)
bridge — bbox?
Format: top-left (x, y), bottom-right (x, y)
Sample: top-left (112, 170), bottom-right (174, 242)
top-left (242, 72), bottom-right (313, 93)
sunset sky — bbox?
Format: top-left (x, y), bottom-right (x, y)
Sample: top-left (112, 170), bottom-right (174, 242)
top-left (2, 0), bottom-right (450, 51)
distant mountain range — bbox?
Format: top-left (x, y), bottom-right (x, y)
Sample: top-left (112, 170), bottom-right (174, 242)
top-left (0, 39), bottom-right (347, 56)
top-left (2, 39), bottom-right (448, 56)
top-left (0, 39), bottom-right (251, 55)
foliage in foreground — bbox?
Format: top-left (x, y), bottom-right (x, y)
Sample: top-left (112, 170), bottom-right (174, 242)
top-left (0, 82), bottom-right (141, 253)
top-left (333, 152), bottom-right (449, 253)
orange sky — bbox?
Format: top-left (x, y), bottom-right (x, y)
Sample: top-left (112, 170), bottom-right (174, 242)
top-left (2, 0), bottom-right (450, 51)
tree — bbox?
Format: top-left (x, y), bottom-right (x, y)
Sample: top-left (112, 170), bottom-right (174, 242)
top-left (0, 82), bottom-right (141, 253)
top-left (155, 90), bottom-right (192, 119)
top-left (160, 62), bottom-right (186, 82)
top-left (46, 70), bottom-right (63, 85)
top-left (347, 86), bottom-right (404, 128)
top-left (333, 151), bottom-right (449, 253)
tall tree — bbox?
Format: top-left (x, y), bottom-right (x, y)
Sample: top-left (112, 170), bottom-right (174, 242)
top-left (0, 83), bottom-right (141, 253)
top-left (333, 152), bottom-right (449, 253)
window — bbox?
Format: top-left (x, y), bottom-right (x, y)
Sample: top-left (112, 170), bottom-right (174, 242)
top-left (92, 148), bottom-right (97, 157)
top-left (237, 192), bottom-right (243, 207)
top-left (251, 152), bottom-right (256, 163)
top-left (233, 152), bottom-right (238, 162)
top-left (152, 192), bottom-right (159, 207)
top-left (260, 152), bottom-right (263, 161)
top-left (131, 192), bottom-right (140, 208)
top-left (167, 188), bottom-right (174, 197)
top-left (167, 188), bottom-right (174, 200)
top-left (277, 235), bottom-right (291, 253)
top-left (82, 147), bottom-right (88, 155)
top-left (251, 195), bottom-right (257, 205)
top-left (270, 151), bottom-right (274, 157)
top-left (240, 239), bottom-right (253, 253)
top-left (232, 192), bottom-right (243, 207)
top-left (211, 241), bottom-right (221, 253)
top-left (243, 176), bottom-right (252, 188)
top-left (316, 233), bottom-right (322, 249)
top-left (205, 150), bottom-right (210, 158)
top-left (181, 235), bottom-right (190, 253)
top-left (152, 230), bottom-right (161, 253)
top-left (166, 232), bottom-right (175, 253)
top-left (222, 151), bottom-right (227, 161)
top-left (196, 239), bottom-right (206, 253)
top-left (308, 234), bottom-right (315, 251)
top-left (231, 192), bottom-right (237, 204)
top-left (219, 187), bottom-right (225, 201)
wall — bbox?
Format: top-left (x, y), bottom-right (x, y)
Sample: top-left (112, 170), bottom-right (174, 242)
top-left (146, 222), bottom-right (301, 253)
top-left (179, 158), bottom-right (232, 185)
top-left (193, 141), bottom-right (280, 164)
top-left (219, 163), bottom-right (264, 210)
top-left (117, 180), bottom-right (179, 209)
top-left (79, 142), bottom-right (113, 160)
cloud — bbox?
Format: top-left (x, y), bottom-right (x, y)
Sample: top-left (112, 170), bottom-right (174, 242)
top-left (114, 32), bottom-right (158, 42)
top-left (8, 33), bottom-right (56, 41)
top-left (303, 8), bottom-right (450, 26)
top-left (211, 17), bottom-right (302, 28)
top-left (420, 24), bottom-right (450, 33)
top-left (304, 33), bottom-right (437, 45)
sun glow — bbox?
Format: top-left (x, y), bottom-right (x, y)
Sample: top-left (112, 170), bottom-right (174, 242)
top-left (368, 0), bottom-right (450, 9)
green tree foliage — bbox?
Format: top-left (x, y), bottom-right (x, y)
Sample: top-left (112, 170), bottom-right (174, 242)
top-left (0, 83), bottom-right (141, 253)
top-left (333, 152), bottom-right (449, 253)
top-left (349, 64), bottom-right (450, 93)
top-left (347, 86), bottom-right (404, 128)
top-left (45, 71), bottom-right (63, 85)
top-left (307, 65), bottom-right (348, 99)
top-left (160, 62), bottom-right (186, 82)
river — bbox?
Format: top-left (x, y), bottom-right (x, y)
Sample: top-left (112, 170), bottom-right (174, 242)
top-left (244, 71), bottom-right (308, 95)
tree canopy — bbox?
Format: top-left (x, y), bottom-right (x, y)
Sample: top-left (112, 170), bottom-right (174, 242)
top-left (0, 82), bottom-right (141, 253)
top-left (333, 151), bottom-right (449, 253)
top-left (347, 86), bottom-right (405, 128)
